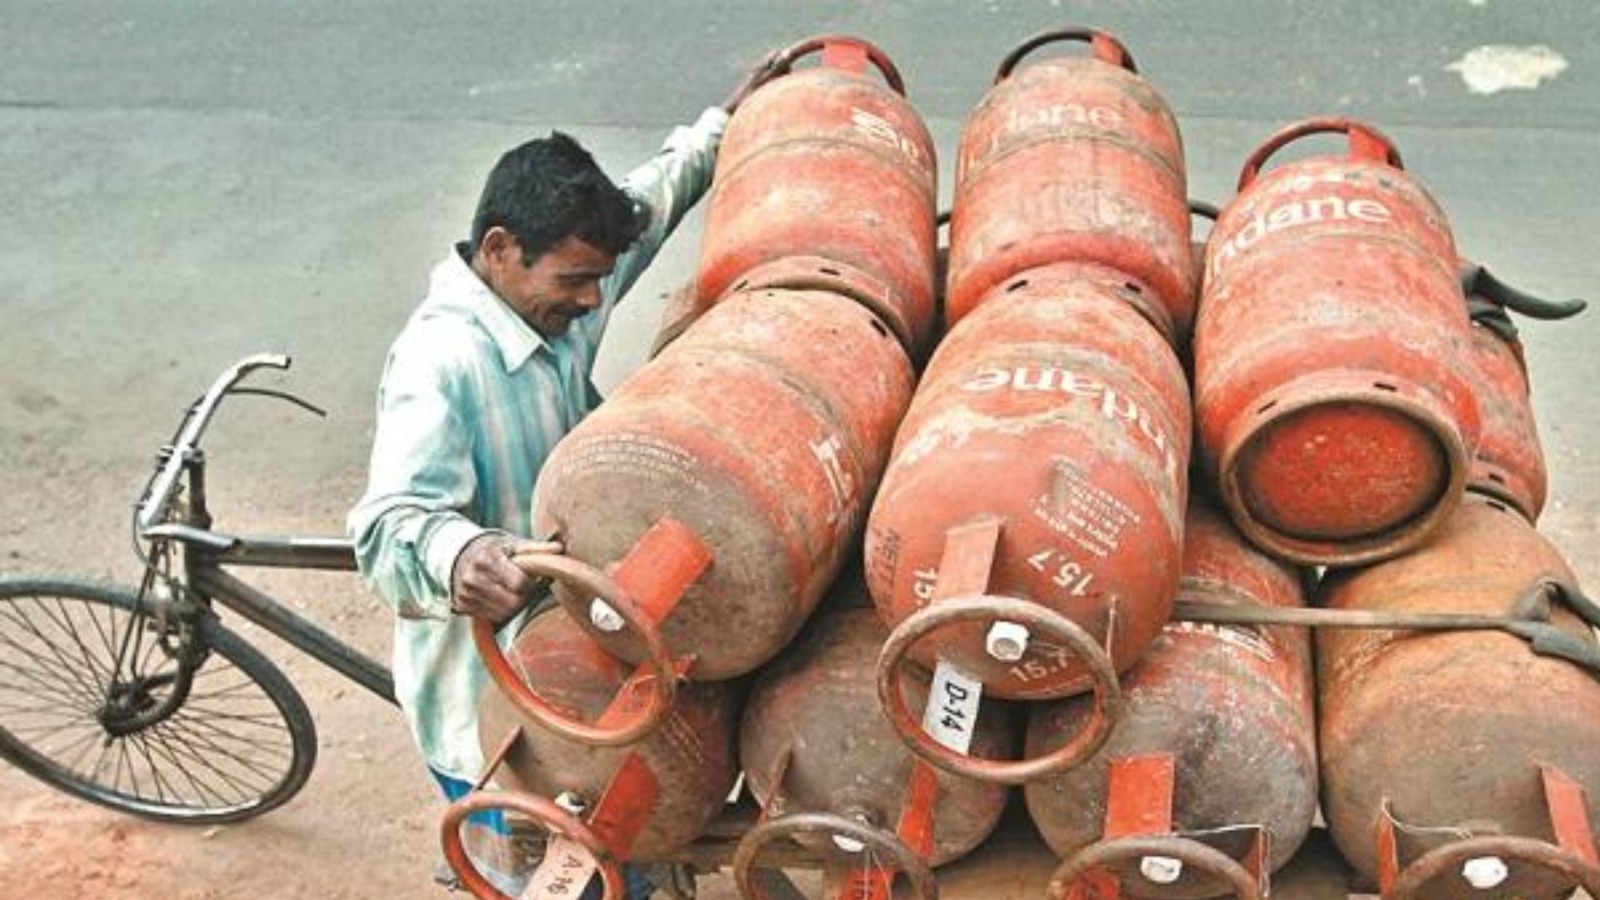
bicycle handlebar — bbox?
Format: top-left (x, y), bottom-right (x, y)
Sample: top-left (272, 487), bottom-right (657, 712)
top-left (136, 353), bottom-right (292, 534)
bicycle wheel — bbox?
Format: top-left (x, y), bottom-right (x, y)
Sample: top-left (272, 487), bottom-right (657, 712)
top-left (0, 576), bottom-right (318, 824)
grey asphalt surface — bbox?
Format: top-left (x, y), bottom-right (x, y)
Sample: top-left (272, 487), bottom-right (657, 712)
top-left (3, 1), bottom-right (1594, 576)
top-left (1, 2), bottom-right (1597, 897)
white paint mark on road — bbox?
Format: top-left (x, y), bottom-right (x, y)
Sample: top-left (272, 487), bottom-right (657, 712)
top-left (468, 61), bottom-right (589, 97)
top-left (1446, 44), bottom-right (1568, 94)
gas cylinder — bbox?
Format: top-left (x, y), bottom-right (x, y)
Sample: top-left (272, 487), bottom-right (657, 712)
top-left (867, 262), bottom-right (1189, 783)
top-left (741, 605), bottom-right (1013, 869)
top-left (1463, 304), bottom-right (1546, 523)
top-left (1026, 497), bottom-right (1317, 900)
top-left (946, 27), bottom-right (1192, 342)
top-left (444, 607), bottom-right (738, 900)
top-left (1194, 118), bottom-right (1482, 566)
top-left (489, 288), bottom-right (913, 745)
top-left (1319, 493), bottom-right (1600, 900)
top-left (697, 34), bottom-right (939, 355)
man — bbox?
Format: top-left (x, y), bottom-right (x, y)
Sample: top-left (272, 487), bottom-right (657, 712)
top-left (348, 54), bottom-right (781, 897)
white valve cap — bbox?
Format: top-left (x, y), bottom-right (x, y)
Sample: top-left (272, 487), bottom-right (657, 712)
top-left (832, 834), bottom-right (867, 853)
top-left (1139, 855), bottom-right (1184, 885)
top-left (1462, 856), bottom-right (1509, 890)
top-left (589, 598), bottom-right (626, 633)
top-left (986, 621), bottom-right (1030, 662)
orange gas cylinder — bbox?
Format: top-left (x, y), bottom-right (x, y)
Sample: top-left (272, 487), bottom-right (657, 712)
top-left (696, 35), bottom-right (939, 355)
top-left (1026, 497), bottom-right (1317, 900)
top-left (868, 262), bottom-right (1189, 784)
top-left (478, 288), bottom-right (913, 747)
top-left (445, 607), bottom-right (738, 900)
top-left (741, 605), bottom-right (1013, 871)
top-left (946, 27), bottom-right (1193, 343)
top-left (1464, 301), bottom-right (1546, 523)
top-left (1318, 493), bottom-right (1600, 900)
top-left (1194, 118), bottom-right (1482, 566)
top-left (1458, 261), bottom-right (1587, 522)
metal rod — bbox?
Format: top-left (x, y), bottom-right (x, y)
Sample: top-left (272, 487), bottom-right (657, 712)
top-left (192, 566), bottom-right (396, 704)
top-left (1171, 599), bottom-right (1540, 632)
top-left (211, 534), bottom-right (358, 571)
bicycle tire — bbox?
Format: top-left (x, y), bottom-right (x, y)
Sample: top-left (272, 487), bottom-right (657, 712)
top-left (0, 576), bottom-right (318, 824)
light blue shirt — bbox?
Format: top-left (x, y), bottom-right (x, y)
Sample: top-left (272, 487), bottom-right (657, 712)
top-left (348, 108), bottom-right (728, 779)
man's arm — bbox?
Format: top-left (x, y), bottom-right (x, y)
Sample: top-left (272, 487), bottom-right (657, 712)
top-left (349, 330), bottom-right (557, 623)
top-left (602, 106), bottom-right (730, 303)
top-left (347, 337), bottom-right (486, 620)
top-left (603, 52), bottom-right (786, 307)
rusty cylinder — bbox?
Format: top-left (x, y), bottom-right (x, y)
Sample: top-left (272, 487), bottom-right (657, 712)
top-left (946, 27), bottom-right (1193, 342)
top-left (1463, 296), bottom-right (1547, 523)
top-left (1194, 118), bottom-right (1482, 566)
top-left (742, 604), bottom-right (1013, 868)
top-left (1318, 493), bottom-right (1600, 900)
top-left (470, 608), bottom-right (736, 879)
top-left (696, 34), bottom-right (939, 355)
top-left (1025, 497), bottom-right (1318, 900)
top-left (867, 262), bottom-right (1190, 702)
top-left (534, 288), bottom-right (914, 684)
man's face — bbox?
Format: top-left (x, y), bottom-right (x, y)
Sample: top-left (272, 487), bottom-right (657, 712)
top-left (477, 230), bottom-right (617, 338)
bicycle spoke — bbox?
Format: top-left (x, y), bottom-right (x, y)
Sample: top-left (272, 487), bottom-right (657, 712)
top-left (0, 579), bottom-right (315, 822)
top-left (171, 707), bottom-right (294, 755)
top-left (142, 717), bottom-right (260, 800)
top-left (0, 656), bottom-right (103, 710)
top-left (147, 717), bottom-right (279, 800)
top-left (22, 594), bottom-right (115, 699)
top-left (0, 696), bottom-right (95, 721)
top-left (0, 615), bottom-right (104, 705)
top-left (164, 708), bottom-right (290, 784)
top-left (132, 720), bottom-right (233, 807)
top-left (50, 594), bottom-right (118, 691)
top-left (125, 729), bottom-right (174, 808)
top-left (83, 596), bottom-right (129, 681)
top-left (0, 598), bottom-right (113, 704)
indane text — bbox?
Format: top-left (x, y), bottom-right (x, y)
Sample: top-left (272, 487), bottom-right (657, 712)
top-left (962, 365), bottom-right (1179, 478)
top-left (1211, 195), bottom-right (1394, 274)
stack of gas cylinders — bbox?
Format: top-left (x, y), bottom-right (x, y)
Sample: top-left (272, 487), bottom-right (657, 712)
top-left (441, 28), bottom-right (1600, 900)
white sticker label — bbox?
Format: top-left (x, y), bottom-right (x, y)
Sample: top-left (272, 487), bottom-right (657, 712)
top-left (923, 658), bottom-right (983, 755)
top-left (522, 836), bottom-right (597, 900)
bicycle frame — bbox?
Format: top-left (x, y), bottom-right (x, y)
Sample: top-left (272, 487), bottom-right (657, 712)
top-left (139, 354), bottom-right (396, 705)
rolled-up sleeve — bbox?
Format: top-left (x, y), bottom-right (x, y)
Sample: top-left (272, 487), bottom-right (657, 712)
top-left (347, 332), bottom-right (487, 620)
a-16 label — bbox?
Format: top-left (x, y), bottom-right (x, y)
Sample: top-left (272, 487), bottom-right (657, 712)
top-left (522, 835), bottom-right (598, 899)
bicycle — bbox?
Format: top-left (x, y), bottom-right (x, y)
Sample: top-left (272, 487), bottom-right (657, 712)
top-left (0, 353), bottom-right (396, 824)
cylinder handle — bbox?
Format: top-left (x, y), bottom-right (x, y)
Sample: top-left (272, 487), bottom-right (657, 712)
top-left (774, 34), bottom-right (906, 95)
top-left (440, 790), bottom-right (626, 900)
top-left (995, 26), bottom-right (1138, 82)
top-left (1238, 117), bottom-right (1403, 191)
top-left (473, 550), bottom-right (679, 747)
top-left (732, 810), bottom-right (939, 900)
top-left (875, 594), bottom-right (1123, 785)
top-left (1048, 833), bottom-right (1265, 900)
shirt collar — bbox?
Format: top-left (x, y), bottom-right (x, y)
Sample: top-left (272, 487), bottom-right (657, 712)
top-left (431, 243), bottom-right (548, 372)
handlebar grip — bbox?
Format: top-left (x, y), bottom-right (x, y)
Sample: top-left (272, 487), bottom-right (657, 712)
top-left (136, 352), bottom-right (296, 533)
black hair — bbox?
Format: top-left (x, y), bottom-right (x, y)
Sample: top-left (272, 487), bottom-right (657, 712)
top-left (469, 131), bottom-right (648, 265)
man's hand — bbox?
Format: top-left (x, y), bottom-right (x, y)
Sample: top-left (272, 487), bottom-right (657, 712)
top-left (449, 533), bottom-right (562, 624)
top-left (721, 49), bottom-right (787, 115)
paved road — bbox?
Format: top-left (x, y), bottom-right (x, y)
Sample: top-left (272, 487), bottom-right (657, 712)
top-left (1, 3), bottom-right (1597, 897)
top-left (4, 0), bottom-right (1594, 570)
